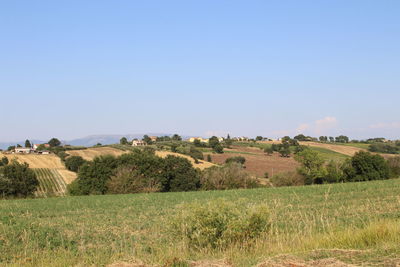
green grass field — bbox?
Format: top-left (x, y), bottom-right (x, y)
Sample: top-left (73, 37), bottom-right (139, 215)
top-left (308, 147), bottom-right (350, 161)
top-left (1, 179), bottom-right (400, 266)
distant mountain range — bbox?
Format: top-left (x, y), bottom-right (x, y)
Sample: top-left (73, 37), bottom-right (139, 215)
top-left (0, 133), bottom-right (189, 150)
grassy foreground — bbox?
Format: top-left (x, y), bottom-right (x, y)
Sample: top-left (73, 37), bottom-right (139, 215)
top-left (1, 180), bottom-right (400, 266)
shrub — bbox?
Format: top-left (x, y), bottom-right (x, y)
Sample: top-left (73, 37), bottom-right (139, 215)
top-left (207, 154), bottom-right (212, 162)
top-left (294, 149), bottom-right (327, 184)
top-left (107, 166), bottom-right (160, 194)
top-left (200, 163), bottom-right (259, 190)
top-left (0, 156), bottom-right (8, 166)
top-left (270, 171), bottom-right (304, 187)
top-left (324, 160), bottom-right (346, 183)
top-left (346, 152), bottom-right (390, 182)
top-left (65, 156), bottom-right (86, 172)
top-left (213, 144), bottom-right (224, 154)
top-left (0, 161), bottom-right (39, 197)
top-left (387, 156), bottom-right (400, 178)
top-left (161, 155), bottom-right (200, 192)
top-left (369, 143), bottom-right (399, 154)
top-left (68, 155), bottom-right (118, 195)
top-left (172, 199), bottom-right (269, 249)
top-left (225, 156), bottom-right (246, 165)
top-left (264, 147), bottom-right (274, 155)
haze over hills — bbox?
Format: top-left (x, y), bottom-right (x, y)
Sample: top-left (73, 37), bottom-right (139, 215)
top-left (0, 133), bottom-right (186, 150)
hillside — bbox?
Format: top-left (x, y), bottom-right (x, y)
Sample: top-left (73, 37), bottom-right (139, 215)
top-left (1, 179), bottom-right (399, 266)
top-left (299, 142), bottom-right (367, 156)
top-left (67, 146), bottom-right (215, 170)
top-left (1, 153), bottom-right (76, 184)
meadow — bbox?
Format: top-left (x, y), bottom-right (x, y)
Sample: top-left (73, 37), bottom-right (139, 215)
top-left (1, 179), bottom-right (400, 266)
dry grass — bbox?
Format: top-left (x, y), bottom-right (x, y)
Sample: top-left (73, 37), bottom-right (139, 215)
top-left (67, 147), bottom-right (128, 161)
top-left (155, 151), bottom-right (215, 170)
top-left (299, 142), bottom-right (366, 156)
top-left (0, 152), bottom-right (77, 185)
top-left (1, 179), bottom-right (400, 266)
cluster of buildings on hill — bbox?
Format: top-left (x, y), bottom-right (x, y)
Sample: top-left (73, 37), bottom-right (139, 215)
top-left (130, 135), bottom-right (274, 147)
top-left (11, 144), bottom-right (51, 154)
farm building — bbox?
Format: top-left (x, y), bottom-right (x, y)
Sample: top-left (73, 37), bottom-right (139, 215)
top-left (132, 140), bottom-right (147, 146)
top-left (14, 147), bottom-right (33, 154)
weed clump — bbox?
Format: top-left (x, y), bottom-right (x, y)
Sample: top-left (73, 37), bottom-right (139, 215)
top-left (172, 199), bottom-right (269, 249)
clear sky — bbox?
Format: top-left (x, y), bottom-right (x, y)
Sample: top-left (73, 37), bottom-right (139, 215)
top-left (1, 0), bottom-right (400, 141)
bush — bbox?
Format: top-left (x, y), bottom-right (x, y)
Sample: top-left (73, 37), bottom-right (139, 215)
top-left (324, 160), bottom-right (346, 183)
top-left (369, 143), bottom-right (399, 154)
top-left (213, 144), bottom-right (224, 154)
top-left (68, 151), bottom-right (201, 195)
top-left (68, 155), bottom-right (118, 195)
top-left (0, 156), bottom-right (9, 166)
top-left (346, 152), bottom-right (390, 182)
top-left (294, 149), bottom-right (327, 184)
top-left (0, 161), bottom-right (39, 197)
top-left (107, 166), bottom-right (160, 194)
top-left (264, 147), bottom-right (274, 155)
top-left (172, 199), bottom-right (269, 249)
top-left (207, 154), bottom-right (212, 162)
top-left (200, 163), bottom-right (259, 190)
top-left (387, 156), bottom-right (400, 178)
top-left (65, 156), bottom-right (86, 172)
top-left (161, 155), bottom-right (200, 192)
top-left (225, 156), bottom-right (246, 165)
top-left (270, 171), bottom-right (304, 187)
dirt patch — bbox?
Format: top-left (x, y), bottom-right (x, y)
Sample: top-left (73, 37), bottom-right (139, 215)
top-left (208, 150), bottom-right (299, 177)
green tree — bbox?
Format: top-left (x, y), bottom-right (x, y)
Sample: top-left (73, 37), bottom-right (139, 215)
top-left (25, 139), bottom-right (31, 148)
top-left (225, 156), bottom-right (246, 165)
top-left (335, 135), bottom-right (349, 143)
top-left (65, 156), bottom-right (87, 172)
top-left (161, 155), bottom-right (200, 192)
top-left (264, 147), bottom-right (274, 155)
top-left (68, 155), bottom-right (118, 195)
top-left (172, 134), bottom-right (182, 141)
top-left (7, 146), bottom-right (15, 151)
top-left (345, 151), bottom-right (390, 181)
top-left (294, 149), bottom-right (327, 184)
top-left (0, 161), bottom-right (39, 197)
top-left (256, 136), bottom-right (263, 141)
top-left (213, 144), bottom-right (224, 154)
top-left (0, 156), bottom-right (9, 166)
top-left (208, 136), bottom-right (220, 149)
top-left (48, 138), bottom-right (61, 147)
top-left (120, 137), bottom-right (128, 145)
top-left (142, 135), bottom-right (152, 145)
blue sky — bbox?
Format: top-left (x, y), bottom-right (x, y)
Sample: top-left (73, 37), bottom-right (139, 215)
top-left (1, 0), bottom-right (399, 141)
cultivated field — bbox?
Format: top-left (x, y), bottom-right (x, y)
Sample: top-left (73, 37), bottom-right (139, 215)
top-left (1, 179), bottom-right (399, 266)
top-left (0, 153), bottom-right (76, 186)
top-left (299, 142), bottom-right (366, 156)
top-left (34, 168), bottom-right (67, 197)
top-left (208, 146), bottom-right (299, 176)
